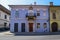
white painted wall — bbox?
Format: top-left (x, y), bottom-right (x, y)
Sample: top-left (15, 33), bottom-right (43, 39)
top-left (0, 10), bottom-right (10, 28)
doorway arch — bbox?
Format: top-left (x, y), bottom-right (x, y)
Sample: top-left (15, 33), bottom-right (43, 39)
top-left (51, 22), bottom-right (58, 32)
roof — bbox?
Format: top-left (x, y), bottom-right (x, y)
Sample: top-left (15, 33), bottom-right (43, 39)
top-left (50, 5), bottom-right (60, 7)
top-left (9, 5), bottom-right (60, 8)
top-left (0, 4), bottom-right (10, 15)
top-left (9, 5), bottom-right (49, 6)
top-left (9, 5), bottom-right (49, 8)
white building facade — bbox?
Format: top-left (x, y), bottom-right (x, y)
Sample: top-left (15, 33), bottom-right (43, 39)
top-left (0, 5), bottom-right (10, 30)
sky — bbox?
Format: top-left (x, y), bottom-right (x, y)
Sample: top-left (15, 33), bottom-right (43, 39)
top-left (0, 0), bottom-right (60, 10)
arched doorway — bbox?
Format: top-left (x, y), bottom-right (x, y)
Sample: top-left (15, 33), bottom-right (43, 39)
top-left (51, 22), bottom-right (58, 32)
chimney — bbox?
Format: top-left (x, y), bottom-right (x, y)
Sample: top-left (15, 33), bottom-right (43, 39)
top-left (34, 2), bottom-right (36, 5)
top-left (50, 2), bottom-right (53, 6)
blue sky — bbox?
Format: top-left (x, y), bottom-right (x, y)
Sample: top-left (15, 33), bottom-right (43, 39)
top-left (0, 0), bottom-right (60, 10)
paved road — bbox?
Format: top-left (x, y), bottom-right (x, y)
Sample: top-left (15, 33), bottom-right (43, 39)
top-left (0, 31), bottom-right (60, 40)
top-left (0, 35), bottom-right (60, 40)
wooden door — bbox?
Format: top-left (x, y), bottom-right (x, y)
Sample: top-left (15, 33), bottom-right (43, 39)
top-left (29, 23), bottom-right (33, 32)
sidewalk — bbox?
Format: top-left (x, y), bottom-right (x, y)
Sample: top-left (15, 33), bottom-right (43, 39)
top-left (15, 32), bottom-right (60, 36)
top-left (0, 31), bottom-right (60, 36)
top-left (0, 31), bottom-right (13, 35)
top-left (4, 31), bottom-right (13, 35)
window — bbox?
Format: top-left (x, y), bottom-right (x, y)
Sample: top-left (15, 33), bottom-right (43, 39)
top-left (37, 12), bottom-right (40, 16)
top-left (37, 10), bottom-right (40, 16)
top-left (4, 23), bottom-right (7, 29)
top-left (28, 10), bottom-right (34, 16)
top-left (52, 13), bottom-right (56, 19)
top-left (43, 13), bottom-right (46, 16)
top-left (9, 23), bottom-right (10, 27)
top-left (14, 23), bottom-right (18, 32)
top-left (21, 23), bottom-right (25, 32)
top-left (43, 9), bottom-right (46, 16)
top-left (37, 23), bottom-right (40, 28)
top-left (43, 23), bottom-right (47, 28)
top-left (4, 23), bottom-right (7, 27)
top-left (15, 10), bottom-right (19, 18)
top-left (5, 15), bottom-right (7, 19)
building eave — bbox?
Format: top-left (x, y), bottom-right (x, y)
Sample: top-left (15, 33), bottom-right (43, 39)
top-left (9, 5), bottom-right (49, 8)
top-left (0, 4), bottom-right (10, 15)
